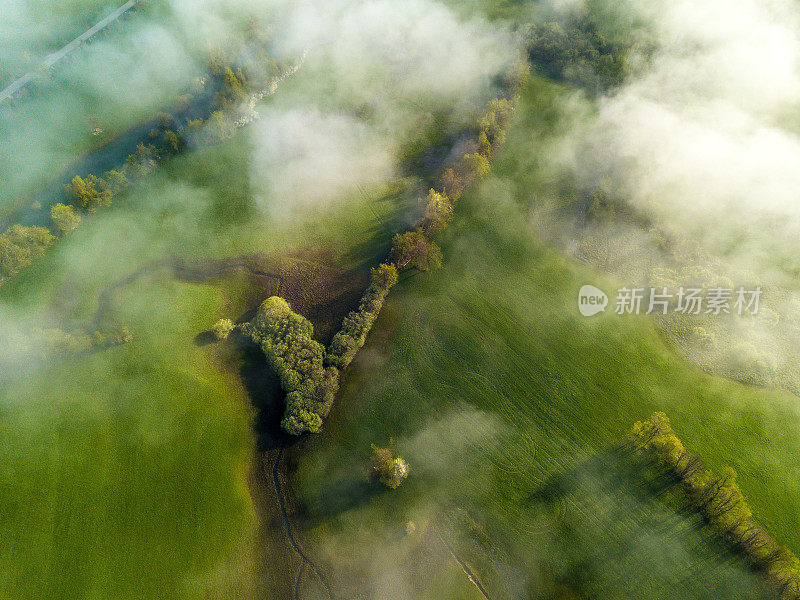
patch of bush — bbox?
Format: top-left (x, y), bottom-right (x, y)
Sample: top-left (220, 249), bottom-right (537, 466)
top-left (0, 224), bottom-right (55, 278)
top-left (244, 296), bottom-right (339, 435)
top-left (371, 443), bottom-right (409, 489)
top-left (211, 318), bottom-right (235, 340)
top-left (526, 17), bottom-right (630, 93)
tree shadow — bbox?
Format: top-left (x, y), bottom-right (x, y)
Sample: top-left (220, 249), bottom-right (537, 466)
top-left (233, 329), bottom-right (293, 452)
top-left (194, 330), bottom-right (217, 346)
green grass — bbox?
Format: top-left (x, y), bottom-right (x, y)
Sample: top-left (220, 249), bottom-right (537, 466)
top-left (287, 76), bottom-right (800, 599)
top-left (0, 121), bottom-right (416, 599)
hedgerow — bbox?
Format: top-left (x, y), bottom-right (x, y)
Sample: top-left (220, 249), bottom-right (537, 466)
top-left (630, 413), bottom-right (800, 600)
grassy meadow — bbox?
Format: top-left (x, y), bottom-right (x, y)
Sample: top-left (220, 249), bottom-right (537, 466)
top-left (286, 75), bottom-right (800, 599)
top-left (0, 121), bottom-right (414, 599)
top-left (2, 1), bottom-right (799, 599)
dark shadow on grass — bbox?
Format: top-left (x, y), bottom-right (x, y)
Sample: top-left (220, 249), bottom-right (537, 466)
top-left (525, 446), bottom-right (766, 581)
top-left (194, 330), bottom-right (217, 346)
top-left (233, 329), bottom-right (294, 452)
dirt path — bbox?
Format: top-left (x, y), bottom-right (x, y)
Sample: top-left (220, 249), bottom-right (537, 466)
top-left (434, 525), bottom-right (494, 600)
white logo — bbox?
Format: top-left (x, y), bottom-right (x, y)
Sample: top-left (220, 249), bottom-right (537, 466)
top-left (579, 285), bottom-right (608, 317)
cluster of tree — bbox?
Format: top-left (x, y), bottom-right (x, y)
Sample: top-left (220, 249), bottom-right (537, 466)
top-left (242, 296), bottom-right (338, 435)
top-left (0, 224), bottom-right (55, 279)
top-left (525, 16), bottom-right (630, 93)
top-left (630, 413), bottom-right (800, 599)
top-left (212, 65), bottom-right (249, 112)
top-left (327, 264), bottom-right (398, 370)
top-left (392, 96), bottom-right (518, 272)
top-left (371, 443), bottom-right (409, 489)
top-left (148, 112), bottom-right (185, 157)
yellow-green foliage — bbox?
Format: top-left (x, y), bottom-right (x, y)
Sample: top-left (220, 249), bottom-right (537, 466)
top-left (211, 318), bottom-right (235, 340)
top-left (327, 264), bottom-right (398, 370)
top-left (630, 413), bottom-right (800, 599)
top-left (391, 228), bottom-right (443, 272)
top-left (371, 444), bottom-right (409, 489)
top-left (0, 224), bottom-right (55, 278)
top-left (50, 203), bottom-right (81, 236)
top-left (244, 297), bottom-right (338, 435)
top-left (421, 189), bottom-right (454, 235)
top-left (66, 174), bottom-right (112, 211)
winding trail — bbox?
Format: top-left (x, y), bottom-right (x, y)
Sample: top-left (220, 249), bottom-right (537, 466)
top-left (272, 444), bottom-right (336, 600)
top-left (0, 0), bottom-right (140, 104)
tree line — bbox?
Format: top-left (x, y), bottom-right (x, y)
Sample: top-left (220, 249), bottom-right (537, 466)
top-left (630, 413), bottom-right (800, 600)
top-left (391, 94), bottom-right (519, 272)
top-left (235, 63), bottom-right (527, 435)
top-left (0, 37), bottom-right (282, 286)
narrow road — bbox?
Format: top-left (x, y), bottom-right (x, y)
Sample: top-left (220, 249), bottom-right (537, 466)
top-left (0, 0), bottom-right (140, 104)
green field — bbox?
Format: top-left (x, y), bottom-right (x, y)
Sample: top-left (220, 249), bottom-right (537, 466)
top-left (2, 1), bottom-right (799, 599)
top-left (285, 75), bottom-right (800, 599)
top-left (0, 123), bottom-right (414, 598)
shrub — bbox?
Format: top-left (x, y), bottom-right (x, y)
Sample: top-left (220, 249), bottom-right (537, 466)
top-left (371, 444), bottom-right (409, 489)
top-left (124, 143), bottom-right (158, 179)
top-left (212, 318), bottom-right (235, 340)
top-left (103, 169), bottom-right (128, 195)
top-left (0, 225), bottom-right (55, 278)
top-left (91, 326), bottom-right (134, 348)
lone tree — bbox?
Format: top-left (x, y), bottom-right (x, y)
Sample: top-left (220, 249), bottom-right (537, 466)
top-left (212, 318), bottom-right (235, 340)
top-left (371, 443), bottom-right (409, 489)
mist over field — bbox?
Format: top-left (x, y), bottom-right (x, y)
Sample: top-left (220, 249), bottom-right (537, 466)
top-left (2, 0), bottom-right (800, 599)
top-left (552, 0), bottom-right (800, 283)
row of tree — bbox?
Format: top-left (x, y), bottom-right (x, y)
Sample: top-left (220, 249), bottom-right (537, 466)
top-left (327, 264), bottom-right (399, 370)
top-left (630, 413), bottom-right (800, 600)
top-left (391, 96), bottom-right (519, 272)
top-left (1, 40), bottom-right (281, 288)
top-left (236, 67), bottom-right (527, 435)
